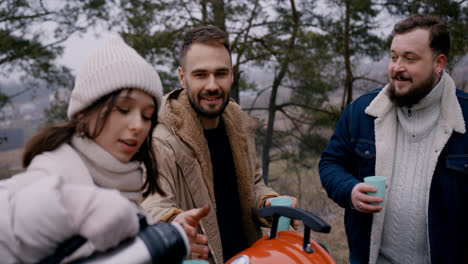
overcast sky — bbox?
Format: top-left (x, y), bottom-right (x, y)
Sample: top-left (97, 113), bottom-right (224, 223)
top-left (58, 34), bottom-right (100, 75)
top-left (57, 29), bottom-right (117, 76)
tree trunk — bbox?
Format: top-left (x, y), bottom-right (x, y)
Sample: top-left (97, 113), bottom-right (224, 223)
top-left (231, 68), bottom-right (240, 103)
top-left (341, 0), bottom-right (353, 113)
top-left (207, 0), bottom-right (241, 103)
top-left (211, 0), bottom-right (226, 32)
top-left (230, 0), bottom-right (260, 104)
top-left (201, 0), bottom-right (207, 24)
top-left (262, 0), bottom-right (298, 183)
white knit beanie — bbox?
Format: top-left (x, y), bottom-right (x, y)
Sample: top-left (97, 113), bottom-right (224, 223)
top-left (67, 35), bottom-right (163, 119)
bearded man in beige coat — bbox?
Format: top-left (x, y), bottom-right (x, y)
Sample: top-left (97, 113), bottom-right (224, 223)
top-left (141, 25), bottom-right (298, 264)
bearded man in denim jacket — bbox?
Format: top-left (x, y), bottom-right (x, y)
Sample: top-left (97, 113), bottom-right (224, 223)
top-left (319, 14), bottom-right (468, 264)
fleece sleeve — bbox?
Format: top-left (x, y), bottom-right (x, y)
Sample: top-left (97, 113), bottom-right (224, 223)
top-left (0, 173), bottom-right (141, 263)
top-left (0, 175), bottom-right (75, 264)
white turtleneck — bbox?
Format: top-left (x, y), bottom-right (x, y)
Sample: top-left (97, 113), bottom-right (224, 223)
top-left (377, 74), bottom-right (445, 264)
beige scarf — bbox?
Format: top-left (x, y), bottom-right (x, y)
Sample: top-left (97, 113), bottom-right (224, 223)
top-left (71, 135), bottom-right (144, 203)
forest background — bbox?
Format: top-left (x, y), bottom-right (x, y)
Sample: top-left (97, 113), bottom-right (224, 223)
top-left (1, 1), bottom-right (467, 262)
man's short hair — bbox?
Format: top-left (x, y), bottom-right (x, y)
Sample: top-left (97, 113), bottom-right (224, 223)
top-left (179, 25), bottom-right (231, 68)
top-left (392, 14), bottom-right (450, 58)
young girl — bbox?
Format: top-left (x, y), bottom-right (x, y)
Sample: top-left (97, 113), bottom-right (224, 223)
top-left (0, 36), bottom-right (206, 263)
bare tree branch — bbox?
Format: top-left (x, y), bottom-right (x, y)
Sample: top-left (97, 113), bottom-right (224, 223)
top-left (353, 75), bottom-right (386, 86)
top-left (276, 102), bottom-right (340, 118)
top-left (246, 86), bottom-right (271, 114)
top-left (180, 0), bottom-right (200, 25)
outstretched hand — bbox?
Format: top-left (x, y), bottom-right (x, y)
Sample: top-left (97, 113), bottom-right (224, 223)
top-left (173, 205), bottom-right (210, 259)
top-left (265, 196), bottom-right (300, 230)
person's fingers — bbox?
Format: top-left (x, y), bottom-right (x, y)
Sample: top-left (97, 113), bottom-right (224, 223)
top-left (183, 223), bottom-right (197, 238)
top-left (287, 196), bottom-right (298, 208)
top-left (352, 183), bottom-right (383, 213)
top-left (194, 233), bottom-right (208, 245)
top-left (364, 195), bottom-right (383, 204)
top-left (189, 232), bottom-right (209, 259)
top-left (173, 212), bottom-right (193, 234)
top-left (353, 188), bottom-right (369, 202)
top-left (283, 196), bottom-right (299, 229)
top-left (359, 184), bottom-right (378, 194)
top-left (191, 251), bottom-right (209, 260)
top-left (351, 183), bottom-right (365, 197)
top-left (172, 206), bottom-right (209, 239)
top-left (353, 184), bottom-right (377, 199)
top-left (355, 192), bottom-right (380, 204)
top-left (358, 193), bottom-right (368, 202)
top-left (291, 219), bottom-right (300, 230)
top-left (172, 212), bottom-right (185, 224)
top-left (265, 195), bottom-right (297, 208)
top-left (183, 204), bottom-right (210, 227)
top-left (359, 202), bottom-right (383, 213)
top-left (354, 192), bottom-right (383, 213)
top-left (190, 243), bottom-right (209, 259)
top-left (193, 204), bottom-right (210, 220)
top-left (200, 251), bottom-right (209, 259)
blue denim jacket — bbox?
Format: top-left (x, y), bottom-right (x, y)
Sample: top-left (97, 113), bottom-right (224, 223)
top-left (319, 88), bottom-right (468, 264)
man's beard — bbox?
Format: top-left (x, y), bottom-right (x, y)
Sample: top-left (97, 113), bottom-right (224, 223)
top-left (388, 71), bottom-right (436, 107)
top-left (186, 82), bottom-right (230, 118)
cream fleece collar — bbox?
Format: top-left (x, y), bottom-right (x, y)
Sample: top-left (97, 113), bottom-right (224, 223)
top-left (71, 135), bottom-right (144, 203)
top-left (397, 74), bottom-right (443, 141)
top-left (366, 71), bottom-right (465, 134)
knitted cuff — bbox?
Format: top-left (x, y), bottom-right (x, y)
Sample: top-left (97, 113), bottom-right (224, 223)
top-left (160, 207), bottom-right (184, 222)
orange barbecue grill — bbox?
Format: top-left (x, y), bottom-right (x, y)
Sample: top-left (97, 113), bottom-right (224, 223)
top-left (227, 206), bottom-right (335, 264)
top-left (39, 207), bottom-right (335, 264)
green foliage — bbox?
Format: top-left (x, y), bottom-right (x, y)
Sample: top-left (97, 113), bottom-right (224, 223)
top-left (44, 100), bottom-right (68, 125)
top-left (298, 133), bottom-right (329, 158)
top-left (385, 0), bottom-right (468, 68)
top-left (237, 77), bottom-right (258, 92)
top-left (0, 90), bottom-right (9, 111)
top-left (321, 0), bottom-right (386, 60)
top-left (289, 30), bottom-right (337, 106)
top-left (315, 0), bottom-right (388, 110)
top-left (116, 0), bottom-right (196, 90)
top-left (0, 0), bottom-right (113, 119)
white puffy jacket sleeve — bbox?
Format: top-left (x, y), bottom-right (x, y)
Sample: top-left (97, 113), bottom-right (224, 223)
top-left (0, 174), bottom-right (140, 263)
top-left (0, 175), bottom-right (76, 263)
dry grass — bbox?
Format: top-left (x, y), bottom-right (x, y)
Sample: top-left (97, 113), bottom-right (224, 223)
top-left (267, 159), bottom-right (349, 264)
top-left (0, 147), bottom-right (24, 179)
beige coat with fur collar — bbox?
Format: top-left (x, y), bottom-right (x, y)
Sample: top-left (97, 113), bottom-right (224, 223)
top-left (141, 89), bottom-right (278, 264)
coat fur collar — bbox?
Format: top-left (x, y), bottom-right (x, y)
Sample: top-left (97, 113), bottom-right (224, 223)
top-left (365, 72), bottom-right (465, 133)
